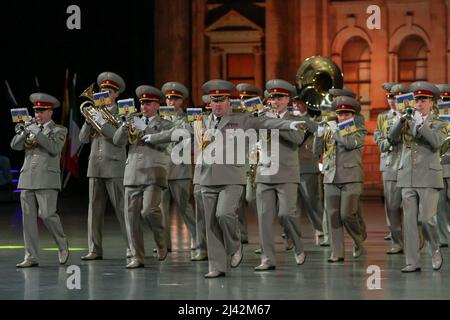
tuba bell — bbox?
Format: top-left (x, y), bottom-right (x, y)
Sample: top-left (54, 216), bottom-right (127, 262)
top-left (296, 56), bottom-right (344, 111)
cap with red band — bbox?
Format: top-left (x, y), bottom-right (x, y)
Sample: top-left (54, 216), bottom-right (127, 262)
top-left (29, 92), bottom-right (60, 109)
top-left (161, 82), bottom-right (189, 99)
top-left (202, 79), bottom-right (236, 98)
top-left (97, 71), bottom-right (126, 94)
top-left (135, 85), bottom-right (163, 103)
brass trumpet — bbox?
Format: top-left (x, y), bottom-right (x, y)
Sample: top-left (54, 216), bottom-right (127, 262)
top-left (15, 118), bottom-right (38, 148)
top-left (120, 112), bottom-right (143, 144)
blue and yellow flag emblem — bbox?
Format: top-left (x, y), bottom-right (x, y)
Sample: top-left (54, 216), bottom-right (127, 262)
top-left (11, 108), bottom-right (29, 123)
top-left (396, 93), bottom-right (414, 112)
top-left (93, 91), bottom-right (112, 107)
top-left (117, 98), bottom-right (136, 115)
top-left (338, 118), bottom-right (357, 136)
top-left (187, 108), bottom-right (203, 122)
top-left (244, 97), bottom-right (263, 112)
top-left (159, 106), bottom-right (175, 117)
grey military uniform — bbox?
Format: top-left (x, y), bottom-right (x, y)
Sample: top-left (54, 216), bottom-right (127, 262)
top-left (255, 112), bottom-right (306, 267)
top-left (374, 109), bottom-right (403, 250)
top-left (314, 96), bottom-right (367, 260)
top-left (388, 113), bottom-right (446, 268)
top-left (160, 109), bottom-right (196, 251)
top-left (199, 111), bottom-right (297, 274)
top-left (11, 120), bottom-right (68, 263)
top-left (79, 105), bottom-right (129, 257)
top-left (297, 114), bottom-right (324, 233)
top-left (113, 115), bottom-right (173, 264)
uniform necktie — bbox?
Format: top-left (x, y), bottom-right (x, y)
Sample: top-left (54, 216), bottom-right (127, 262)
top-left (277, 114), bottom-right (281, 119)
top-left (215, 117), bottom-right (221, 129)
top-left (39, 125), bottom-right (44, 131)
top-left (145, 118), bottom-right (149, 125)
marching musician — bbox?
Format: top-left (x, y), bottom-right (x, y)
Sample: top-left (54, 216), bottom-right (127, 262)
top-left (79, 71), bottom-right (130, 261)
top-left (388, 81), bottom-right (446, 272)
top-left (292, 94), bottom-right (326, 246)
top-left (113, 85), bottom-right (173, 268)
top-left (313, 96), bottom-right (367, 263)
top-left (254, 79), bottom-right (306, 271)
top-left (11, 93), bottom-right (69, 267)
top-left (374, 83), bottom-right (409, 254)
top-left (160, 82), bottom-right (197, 253)
top-left (435, 84), bottom-right (450, 248)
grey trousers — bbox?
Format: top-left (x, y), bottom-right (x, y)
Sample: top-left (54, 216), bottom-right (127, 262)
top-left (237, 188), bottom-right (248, 242)
top-left (193, 184), bottom-right (207, 251)
top-left (202, 184), bottom-right (244, 273)
top-left (20, 189), bottom-right (68, 263)
top-left (125, 185), bottom-right (166, 263)
top-left (383, 179), bottom-right (403, 248)
top-left (402, 187), bottom-right (440, 267)
top-left (324, 182), bottom-right (364, 258)
top-left (161, 179), bottom-right (196, 250)
top-left (298, 173), bottom-right (324, 232)
top-left (256, 183), bottom-right (304, 266)
top-left (437, 178), bottom-right (450, 245)
top-left (87, 177), bottom-right (129, 255)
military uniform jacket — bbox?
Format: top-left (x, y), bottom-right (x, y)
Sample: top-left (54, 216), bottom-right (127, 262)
top-left (113, 115), bottom-right (174, 188)
top-left (442, 149), bottom-right (450, 178)
top-left (163, 109), bottom-right (193, 180)
top-left (198, 113), bottom-right (297, 186)
top-left (79, 105), bottom-right (126, 178)
top-left (11, 121), bottom-right (67, 190)
top-left (374, 110), bottom-right (402, 181)
top-left (313, 124), bottom-right (367, 184)
top-left (388, 115), bottom-right (446, 189)
top-left (297, 115), bottom-right (320, 174)
top-left (255, 113), bottom-right (304, 184)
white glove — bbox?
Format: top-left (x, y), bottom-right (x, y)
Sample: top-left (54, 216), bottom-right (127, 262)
top-left (133, 116), bottom-right (147, 131)
top-left (316, 124), bottom-right (325, 137)
top-left (142, 134), bottom-right (153, 143)
top-left (328, 120), bottom-right (338, 133)
top-left (94, 110), bottom-right (107, 126)
top-left (27, 123), bottom-right (40, 135)
top-left (413, 111), bottom-right (423, 126)
top-left (292, 110), bottom-right (301, 116)
top-left (289, 120), bottom-right (306, 131)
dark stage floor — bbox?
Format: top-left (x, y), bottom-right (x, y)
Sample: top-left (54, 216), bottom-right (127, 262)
top-left (0, 195), bottom-right (449, 300)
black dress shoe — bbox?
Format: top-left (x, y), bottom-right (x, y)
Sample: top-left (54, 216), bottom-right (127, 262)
top-left (204, 271), bottom-right (226, 278)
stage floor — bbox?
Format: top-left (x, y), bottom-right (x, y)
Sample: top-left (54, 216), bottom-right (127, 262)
top-left (0, 195), bottom-right (449, 300)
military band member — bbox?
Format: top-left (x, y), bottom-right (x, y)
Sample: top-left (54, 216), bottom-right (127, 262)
top-left (113, 85), bottom-right (173, 268)
top-left (374, 83), bottom-right (408, 254)
top-left (374, 83), bottom-right (397, 242)
top-left (236, 83), bottom-right (263, 244)
top-left (199, 79), bottom-right (303, 278)
top-left (328, 87), bottom-right (367, 241)
top-left (436, 84), bottom-right (450, 247)
top-left (388, 81), bottom-right (445, 272)
top-left (11, 93), bottom-right (69, 267)
top-left (313, 96), bottom-right (367, 262)
top-left (191, 94), bottom-right (211, 261)
top-left (79, 71), bottom-right (130, 260)
top-left (160, 82), bottom-right (197, 252)
top-left (254, 79), bottom-right (306, 271)
top-left (292, 95), bottom-right (326, 246)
